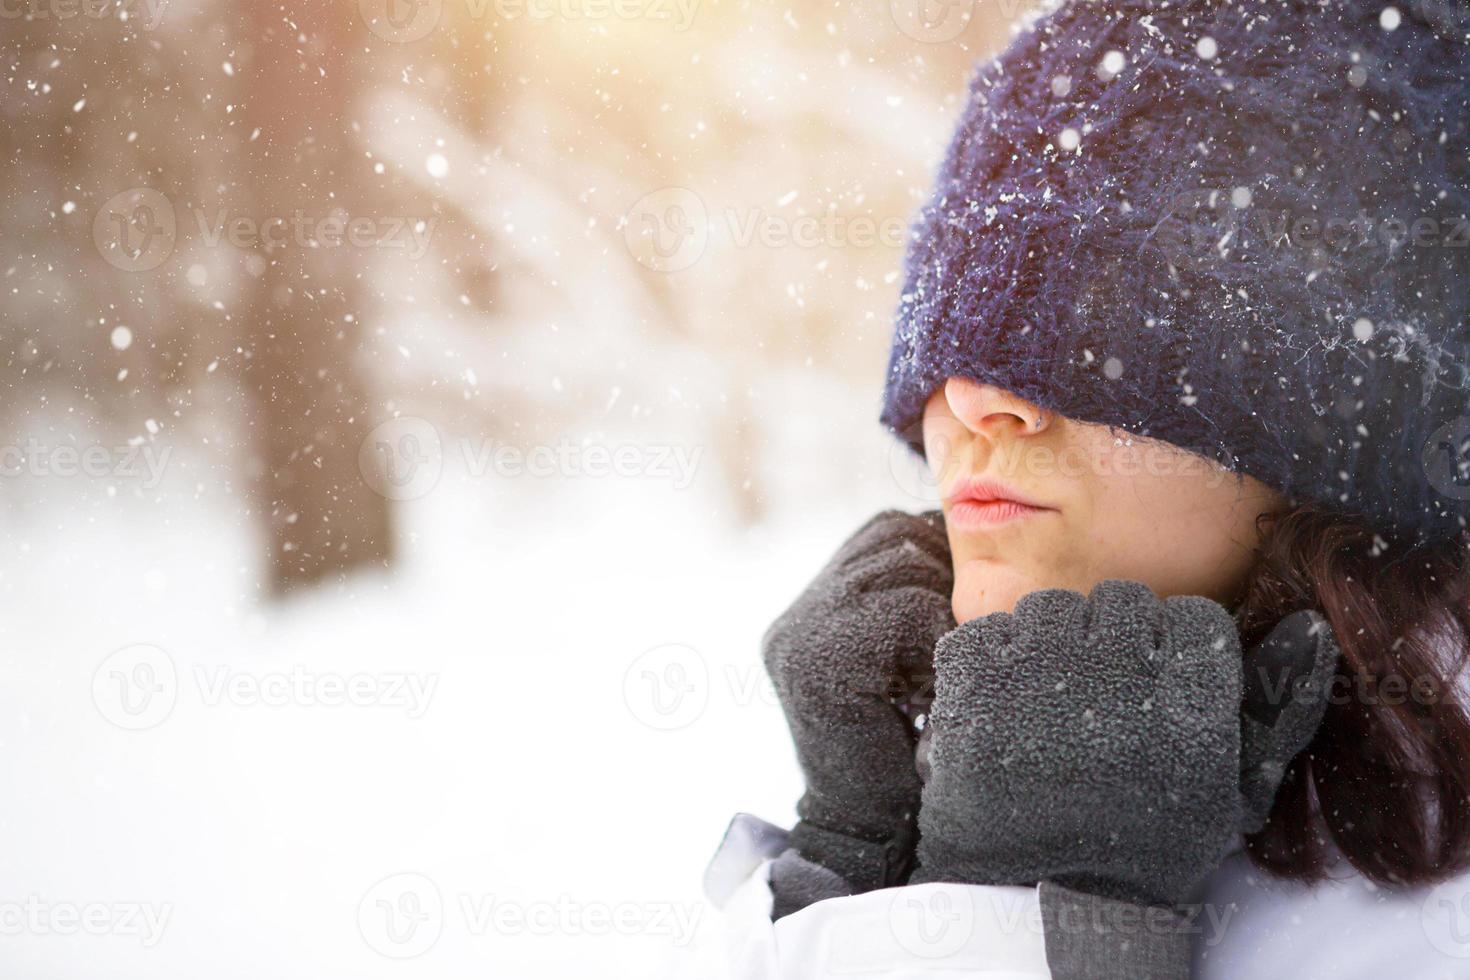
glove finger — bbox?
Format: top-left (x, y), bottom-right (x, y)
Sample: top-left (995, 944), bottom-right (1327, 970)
top-left (1160, 594), bottom-right (1242, 680)
top-left (930, 608), bottom-right (1019, 719)
top-left (1152, 595), bottom-right (1244, 773)
top-left (853, 586), bottom-right (954, 713)
top-left (1238, 610), bottom-right (1340, 832)
top-left (1009, 587), bottom-right (1087, 662)
top-left (1079, 581), bottom-right (1167, 668)
top-left (767, 582), bottom-right (949, 721)
top-left (865, 584), bottom-right (955, 655)
top-left (846, 539), bottom-right (954, 595)
top-left (1241, 609), bottom-right (1333, 726)
top-left (763, 534), bottom-right (944, 682)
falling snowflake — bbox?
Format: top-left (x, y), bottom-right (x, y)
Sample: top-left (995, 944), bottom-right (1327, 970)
top-left (1098, 50), bottom-right (1126, 81)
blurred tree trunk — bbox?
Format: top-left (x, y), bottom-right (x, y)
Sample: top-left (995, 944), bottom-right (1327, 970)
top-left (242, 2), bottom-right (392, 594)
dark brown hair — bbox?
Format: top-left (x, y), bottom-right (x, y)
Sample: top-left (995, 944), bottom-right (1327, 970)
top-left (1236, 504), bottom-right (1470, 886)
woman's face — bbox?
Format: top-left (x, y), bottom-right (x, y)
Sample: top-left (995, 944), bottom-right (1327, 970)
top-left (923, 378), bottom-right (1284, 624)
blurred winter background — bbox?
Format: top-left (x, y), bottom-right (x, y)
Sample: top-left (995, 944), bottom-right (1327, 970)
top-left (0, 0), bottom-right (1028, 976)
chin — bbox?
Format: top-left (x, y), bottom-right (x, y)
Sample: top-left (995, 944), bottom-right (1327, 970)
top-left (950, 558), bottom-right (1041, 624)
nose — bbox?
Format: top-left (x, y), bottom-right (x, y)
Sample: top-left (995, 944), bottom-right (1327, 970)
top-left (943, 377), bottom-right (1051, 438)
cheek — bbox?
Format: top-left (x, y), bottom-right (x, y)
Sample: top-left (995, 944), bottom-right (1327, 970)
top-left (1072, 470), bottom-right (1179, 571)
top-left (1081, 466), bottom-right (1263, 601)
top-left (923, 413), bottom-right (969, 484)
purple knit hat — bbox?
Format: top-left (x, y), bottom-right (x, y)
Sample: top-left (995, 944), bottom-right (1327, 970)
top-left (882, 0), bottom-right (1470, 544)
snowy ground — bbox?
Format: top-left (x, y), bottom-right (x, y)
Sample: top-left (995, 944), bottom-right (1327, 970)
top-left (0, 413), bottom-right (933, 978)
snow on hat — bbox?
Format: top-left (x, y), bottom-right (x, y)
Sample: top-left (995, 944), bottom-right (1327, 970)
top-left (881, 0), bottom-right (1470, 544)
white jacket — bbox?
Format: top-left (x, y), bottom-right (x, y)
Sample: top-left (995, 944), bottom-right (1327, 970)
top-left (699, 814), bottom-right (1470, 979)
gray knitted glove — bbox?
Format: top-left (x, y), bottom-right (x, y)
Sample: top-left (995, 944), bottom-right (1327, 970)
top-left (1237, 607), bottom-right (1339, 834)
top-left (768, 848), bottom-right (854, 921)
top-left (912, 580), bottom-right (1338, 908)
top-left (763, 509), bottom-right (954, 904)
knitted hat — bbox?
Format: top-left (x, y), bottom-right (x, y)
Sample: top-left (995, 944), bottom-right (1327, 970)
top-left (881, 0), bottom-right (1470, 544)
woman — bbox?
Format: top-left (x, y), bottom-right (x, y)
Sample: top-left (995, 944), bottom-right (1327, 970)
top-left (704, 0), bottom-right (1470, 976)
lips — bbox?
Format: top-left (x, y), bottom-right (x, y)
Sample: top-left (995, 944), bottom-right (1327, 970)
top-left (945, 477), bottom-right (1056, 528)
